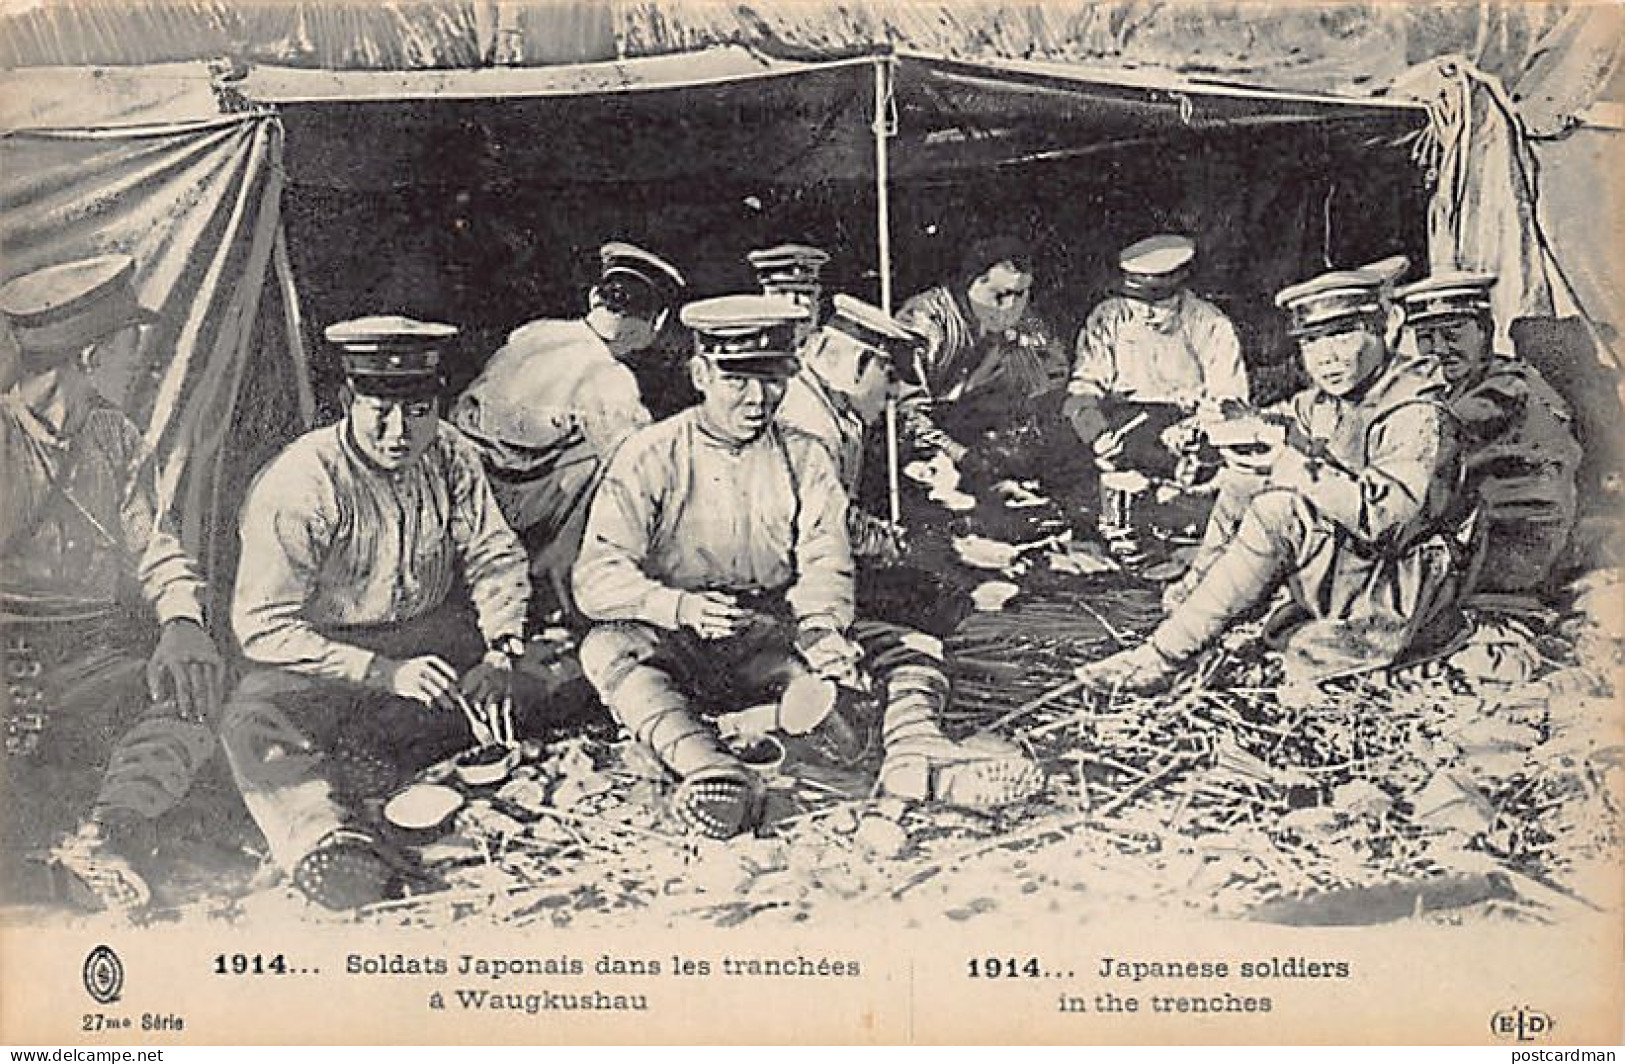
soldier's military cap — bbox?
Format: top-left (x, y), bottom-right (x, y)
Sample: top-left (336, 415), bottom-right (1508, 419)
top-left (1275, 256), bottom-right (1411, 336)
top-left (825, 293), bottom-right (921, 371)
top-left (1119, 234), bottom-right (1196, 301)
top-left (325, 315), bottom-right (458, 397)
top-left (0, 254), bottom-right (158, 358)
top-left (747, 244), bottom-right (830, 296)
top-left (680, 294), bottom-right (809, 379)
top-left (1395, 271), bottom-right (1496, 325)
top-left (1362, 255), bottom-right (1412, 289)
top-left (598, 241), bottom-right (686, 306)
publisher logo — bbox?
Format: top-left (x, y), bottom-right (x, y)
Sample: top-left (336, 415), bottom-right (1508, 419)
top-left (83, 944), bottom-right (124, 1005)
top-left (1491, 1006), bottom-right (1554, 1042)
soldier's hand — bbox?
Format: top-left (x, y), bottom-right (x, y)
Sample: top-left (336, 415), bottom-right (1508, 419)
top-left (461, 658), bottom-right (514, 711)
top-left (1219, 433), bottom-right (1288, 475)
top-left (878, 523), bottom-right (909, 566)
top-left (796, 625), bottom-right (865, 689)
top-left (1062, 394), bottom-right (1108, 446)
top-left (147, 618), bottom-right (224, 724)
top-left (676, 591), bottom-right (752, 640)
top-left (1160, 413), bottom-right (1205, 454)
top-left (383, 655), bottom-right (462, 710)
top-left (854, 512), bottom-right (907, 564)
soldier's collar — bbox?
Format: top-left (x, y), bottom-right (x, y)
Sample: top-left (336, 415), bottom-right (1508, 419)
top-left (5, 371), bottom-right (100, 444)
top-left (693, 409), bottom-right (773, 453)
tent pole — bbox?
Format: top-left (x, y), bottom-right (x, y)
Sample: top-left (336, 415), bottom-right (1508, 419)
top-left (875, 51), bottom-right (902, 530)
top-left (874, 52), bottom-right (894, 315)
top-left (273, 226), bottom-right (317, 428)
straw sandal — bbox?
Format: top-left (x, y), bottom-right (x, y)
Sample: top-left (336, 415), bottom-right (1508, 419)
top-left (50, 824), bottom-right (151, 913)
top-left (672, 764), bottom-right (766, 840)
top-left (880, 733), bottom-right (1045, 811)
top-left (293, 828), bottom-right (425, 911)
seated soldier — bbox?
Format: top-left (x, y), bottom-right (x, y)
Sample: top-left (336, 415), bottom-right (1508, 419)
top-left (0, 255), bottom-right (224, 912)
top-left (777, 294), bottom-right (1035, 792)
top-left (1396, 271), bottom-right (1581, 598)
top-left (1076, 259), bottom-right (1470, 692)
top-left (895, 236), bottom-right (1070, 484)
top-left (778, 293), bottom-right (911, 565)
top-left (777, 292), bottom-right (970, 638)
top-left (221, 317), bottom-right (532, 910)
top-left (452, 242), bottom-right (685, 623)
top-left (1063, 235), bottom-right (1249, 561)
top-left (763, 251), bottom-right (975, 640)
top-left (574, 296), bottom-right (1040, 840)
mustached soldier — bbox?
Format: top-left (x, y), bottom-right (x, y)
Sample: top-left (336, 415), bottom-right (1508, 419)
top-left (894, 235), bottom-right (1069, 483)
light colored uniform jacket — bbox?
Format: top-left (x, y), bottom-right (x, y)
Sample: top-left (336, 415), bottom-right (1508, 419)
top-left (1069, 291), bottom-right (1248, 407)
top-left (573, 408), bottom-right (854, 634)
top-left (452, 318), bottom-right (651, 611)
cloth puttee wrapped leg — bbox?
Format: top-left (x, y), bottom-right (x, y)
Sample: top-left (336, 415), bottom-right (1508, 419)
top-left (578, 621), bottom-right (764, 839)
top-left (859, 622), bottom-right (1043, 810)
top-left (1078, 486), bottom-right (1305, 695)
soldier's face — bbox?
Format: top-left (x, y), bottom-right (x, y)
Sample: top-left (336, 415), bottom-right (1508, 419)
top-left (1130, 291), bottom-right (1182, 332)
top-left (84, 324), bottom-right (144, 406)
top-left (693, 358), bottom-right (789, 444)
top-left (348, 392), bottom-right (438, 470)
top-left (1300, 323), bottom-right (1388, 398)
top-left (819, 330), bottom-right (892, 423)
top-left (966, 263), bottom-right (1032, 334)
top-left (612, 310), bottom-right (663, 354)
top-left (850, 350), bottom-right (894, 424)
top-left (772, 286), bottom-right (820, 314)
top-left (1413, 316), bottom-right (1490, 386)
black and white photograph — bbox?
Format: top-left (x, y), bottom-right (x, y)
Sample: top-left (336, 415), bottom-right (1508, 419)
top-left (0, 0), bottom-right (1621, 1047)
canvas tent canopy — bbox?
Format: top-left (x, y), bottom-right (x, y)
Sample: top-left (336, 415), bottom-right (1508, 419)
top-left (0, 1), bottom-right (1618, 604)
top-left (0, 1), bottom-right (1610, 104)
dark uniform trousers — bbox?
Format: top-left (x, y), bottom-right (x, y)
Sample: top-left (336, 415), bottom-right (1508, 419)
top-left (578, 591), bottom-right (949, 772)
top-left (219, 601), bottom-right (515, 872)
top-left (2, 606), bottom-right (215, 893)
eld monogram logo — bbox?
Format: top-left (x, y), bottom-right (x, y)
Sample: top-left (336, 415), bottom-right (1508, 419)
top-left (82, 944), bottom-right (124, 1005)
top-left (1491, 1006), bottom-right (1554, 1042)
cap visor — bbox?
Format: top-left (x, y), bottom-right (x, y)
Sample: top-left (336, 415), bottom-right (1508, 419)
top-left (709, 357), bottom-right (799, 379)
top-left (346, 374), bottom-right (444, 398)
top-left (1290, 314), bottom-right (1377, 338)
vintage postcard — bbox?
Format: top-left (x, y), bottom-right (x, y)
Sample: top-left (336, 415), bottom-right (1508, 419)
top-left (0, 0), bottom-right (1621, 1047)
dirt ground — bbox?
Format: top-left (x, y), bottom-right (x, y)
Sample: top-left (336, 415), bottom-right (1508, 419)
top-left (6, 462), bottom-right (1619, 934)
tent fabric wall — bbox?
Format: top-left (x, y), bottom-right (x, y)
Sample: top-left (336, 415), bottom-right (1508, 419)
top-left (248, 49), bottom-right (1419, 191)
top-left (616, 2), bottom-right (1621, 132)
top-left (1392, 56), bottom-right (1554, 350)
top-left (1510, 3), bottom-right (1625, 139)
top-left (0, 115), bottom-right (285, 589)
top-left (0, 62), bottom-right (226, 130)
top-left (1536, 122), bottom-right (1625, 342)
